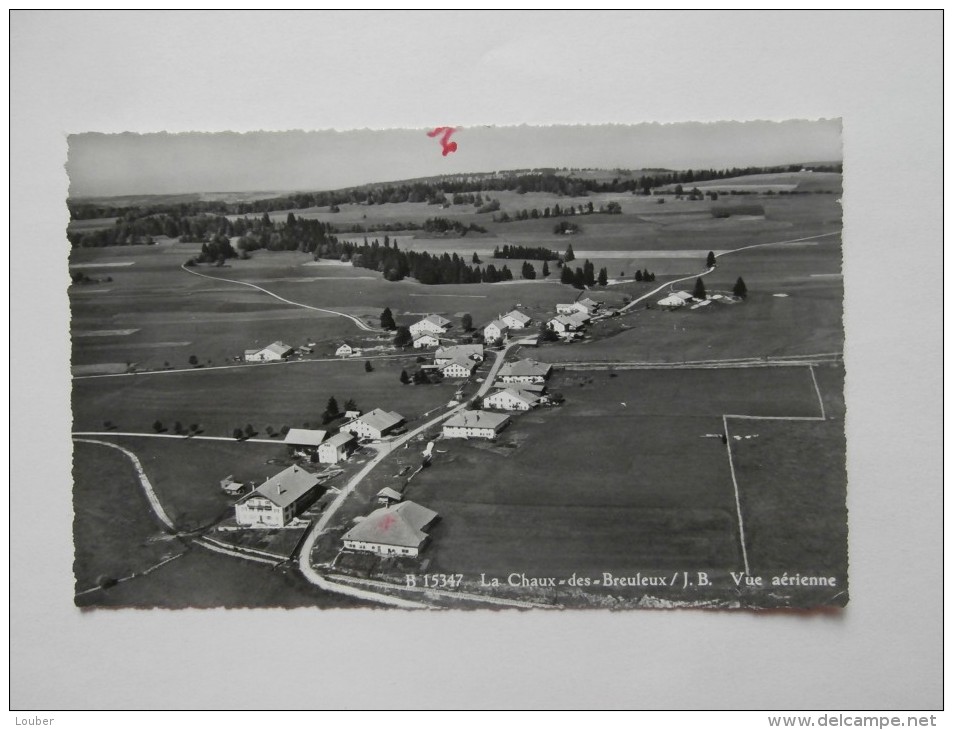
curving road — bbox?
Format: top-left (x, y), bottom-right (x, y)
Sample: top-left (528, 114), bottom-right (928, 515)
top-left (181, 264), bottom-right (381, 332)
top-left (295, 340), bottom-right (524, 608)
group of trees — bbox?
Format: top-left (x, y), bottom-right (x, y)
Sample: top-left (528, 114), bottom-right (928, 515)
top-left (553, 220), bottom-right (581, 235)
top-left (421, 217), bottom-right (487, 236)
top-left (560, 259), bottom-right (596, 289)
top-left (492, 244), bottom-right (558, 260)
top-left (691, 276), bottom-right (749, 300)
top-left (400, 368), bottom-right (442, 385)
top-left (634, 269), bottom-right (657, 282)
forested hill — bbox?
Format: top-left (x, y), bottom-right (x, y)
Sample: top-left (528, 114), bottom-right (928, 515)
top-left (68, 163), bottom-right (842, 220)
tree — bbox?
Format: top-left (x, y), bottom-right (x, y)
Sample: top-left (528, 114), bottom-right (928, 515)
top-left (573, 267), bottom-right (586, 290)
top-left (461, 313), bottom-right (473, 331)
top-left (472, 252), bottom-right (481, 264)
top-left (344, 398), bottom-right (358, 412)
top-left (380, 307), bottom-right (396, 331)
top-left (400, 369), bottom-right (410, 385)
top-left (188, 355), bottom-right (199, 367)
top-left (322, 397), bottom-right (340, 424)
top-left (560, 265), bottom-right (575, 285)
top-left (542, 260), bottom-right (550, 278)
top-left (635, 270), bottom-right (643, 281)
top-left (693, 277), bottom-right (707, 300)
top-left (597, 267), bottom-right (608, 286)
top-left (583, 260), bottom-right (595, 287)
top-left (364, 360), bottom-right (374, 373)
top-left (244, 423), bottom-right (255, 437)
top-left (564, 243), bottom-right (575, 262)
top-left (733, 276), bottom-right (748, 299)
top-left (189, 423), bottom-right (199, 434)
top-left (706, 251), bottom-right (717, 268)
top-left (152, 420), bottom-right (163, 433)
top-left (265, 425), bottom-right (275, 437)
top-left (521, 261), bottom-right (537, 280)
top-left (393, 325), bottom-right (412, 348)
top-left (173, 421), bottom-right (183, 435)
top-left (233, 428), bottom-right (244, 440)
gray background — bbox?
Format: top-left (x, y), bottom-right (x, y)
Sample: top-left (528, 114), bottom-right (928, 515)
top-left (10, 10), bottom-right (942, 709)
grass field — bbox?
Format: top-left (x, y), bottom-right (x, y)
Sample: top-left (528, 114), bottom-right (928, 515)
top-left (72, 356), bottom-right (458, 437)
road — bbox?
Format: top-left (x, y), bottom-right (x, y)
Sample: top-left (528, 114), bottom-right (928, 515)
top-left (181, 263), bottom-right (381, 332)
top-left (295, 339), bottom-right (524, 608)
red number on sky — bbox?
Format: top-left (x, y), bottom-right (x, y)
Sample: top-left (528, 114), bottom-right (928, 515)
top-left (427, 127), bottom-right (459, 156)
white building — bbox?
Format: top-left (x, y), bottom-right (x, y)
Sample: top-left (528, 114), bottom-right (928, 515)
top-left (548, 315), bottom-right (581, 334)
top-left (409, 314), bottom-right (452, 338)
top-left (442, 410), bottom-right (511, 439)
top-left (413, 333), bottom-right (440, 349)
top-left (318, 431), bottom-right (357, 464)
top-left (501, 310), bottom-right (532, 330)
top-left (498, 359), bottom-right (552, 383)
top-left (244, 341), bottom-right (294, 362)
top-left (342, 501), bottom-right (439, 557)
top-left (567, 311), bottom-right (590, 328)
top-left (234, 465), bottom-right (322, 528)
top-left (335, 342), bottom-right (355, 357)
top-left (340, 408), bottom-right (405, 440)
top-left (434, 344), bottom-right (484, 366)
top-left (483, 387), bottom-right (540, 411)
top-left (556, 303), bottom-right (577, 315)
top-left (483, 319), bottom-right (510, 343)
top-left (573, 298), bottom-right (601, 315)
top-left (441, 357), bottom-right (477, 378)
top-left (658, 291), bottom-right (693, 308)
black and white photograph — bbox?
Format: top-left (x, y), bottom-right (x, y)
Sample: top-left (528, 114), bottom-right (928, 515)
top-left (67, 122), bottom-right (848, 611)
top-left (11, 9), bottom-right (941, 712)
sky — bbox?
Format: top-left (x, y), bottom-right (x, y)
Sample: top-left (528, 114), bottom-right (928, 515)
top-left (67, 119), bottom-right (842, 198)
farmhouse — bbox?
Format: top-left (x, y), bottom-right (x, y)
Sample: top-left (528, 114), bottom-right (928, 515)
top-left (483, 387), bottom-right (541, 411)
top-left (341, 408), bottom-right (405, 440)
top-left (483, 319), bottom-right (510, 343)
top-left (317, 431), bottom-right (357, 464)
top-left (244, 341), bottom-right (294, 362)
top-left (440, 357), bottom-right (477, 378)
top-left (434, 343), bottom-right (484, 366)
top-left (555, 303), bottom-right (577, 315)
top-left (442, 410), bottom-right (511, 440)
top-left (501, 310), bottom-right (532, 330)
top-left (413, 333), bottom-right (440, 349)
top-left (234, 465), bottom-right (322, 528)
top-left (499, 359), bottom-right (553, 383)
top-left (342, 501), bottom-right (439, 557)
top-left (573, 297), bottom-right (601, 315)
top-left (283, 428), bottom-right (328, 456)
top-left (410, 314), bottom-right (452, 338)
top-left (335, 342), bottom-right (356, 357)
top-left (548, 315), bottom-right (582, 334)
top-left (658, 291), bottom-right (693, 308)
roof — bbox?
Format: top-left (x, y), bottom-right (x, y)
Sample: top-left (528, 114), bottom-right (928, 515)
top-left (413, 333), bottom-right (439, 341)
top-left (444, 410), bottom-right (511, 430)
top-left (503, 310), bottom-right (532, 324)
top-left (669, 290), bottom-right (693, 300)
top-left (499, 358), bottom-right (552, 377)
top-left (577, 297), bottom-right (599, 307)
top-left (357, 408), bottom-right (404, 433)
top-left (484, 319), bottom-right (510, 331)
top-left (322, 431), bottom-right (356, 448)
top-left (336, 342), bottom-right (354, 349)
top-left (435, 344), bottom-right (483, 359)
top-left (507, 382), bottom-right (546, 394)
top-left (567, 312), bottom-right (590, 325)
top-left (263, 341), bottom-right (293, 356)
top-left (376, 487), bottom-right (403, 501)
top-left (343, 501), bottom-right (439, 548)
top-left (240, 465), bottom-right (321, 509)
top-left (488, 388), bottom-right (539, 406)
top-left (418, 314), bottom-right (451, 327)
top-left (283, 428), bottom-right (328, 447)
top-left (442, 356), bottom-right (476, 372)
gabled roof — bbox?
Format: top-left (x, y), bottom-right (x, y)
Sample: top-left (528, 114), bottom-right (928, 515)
top-left (413, 333), bottom-right (439, 341)
top-left (435, 344), bottom-right (483, 360)
top-left (343, 501), bottom-right (439, 548)
top-left (322, 431), bottom-right (356, 448)
top-left (336, 342), bottom-right (354, 349)
top-left (263, 341), bottom-right (293, 356)
top-left (441, 357), bottom-right (476, 372)
top-left (376, 487), bottom-right (403, 501)
top-left (503, 310), bottom-right (532, 324)
top-left (668, 290), bottom-right (693, 300)
top-left (484, 319), bottom-right (510, 331)
top-left (283, 428), bottom-right (328, 447)
top-left (417, 314), bottom-right (451, 327)
top-left (240, 465), bottom-right (320, 509)
top-left (499, 358), bottom-right (552, 377)
top-left (577, 297), bottom-right (600, 308)
top-left (356, 408), bottom-right (404, 433)
top-left (567, 312), bottom-right (590, 325)
top-left (444, 410), bottom-right (510, 429)
top-left (550, 314), bottom-right (577, 326)
top-left (488, 388), bottom-right (540, 406)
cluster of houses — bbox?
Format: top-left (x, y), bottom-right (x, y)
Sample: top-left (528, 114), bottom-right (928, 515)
top-left (657, 290), bottom-right (729, 309)
top-left (546, 297), bottom-right (602, 339)
top-left (244, 341), bottom-right (295, 362)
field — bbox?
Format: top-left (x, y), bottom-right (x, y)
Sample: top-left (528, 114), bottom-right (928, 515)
top-left (69, 173), bottom-right (847, 608)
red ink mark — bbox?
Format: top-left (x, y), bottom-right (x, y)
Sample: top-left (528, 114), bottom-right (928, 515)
top-left (427, 127), bottom-right (459, 156)
top-left (378, 514), bottom-right (396, 532)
